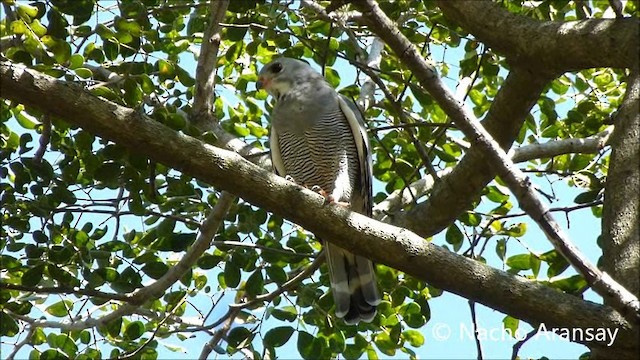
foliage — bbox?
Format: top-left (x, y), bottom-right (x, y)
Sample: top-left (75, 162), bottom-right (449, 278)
top-left (0, 0), bottom-right (634, 359)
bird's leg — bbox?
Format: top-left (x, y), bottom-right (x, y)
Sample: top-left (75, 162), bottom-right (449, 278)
top-left (284, 175), bottom-right (296, 182)
top-left (311, 185), bottom-right (350, 207)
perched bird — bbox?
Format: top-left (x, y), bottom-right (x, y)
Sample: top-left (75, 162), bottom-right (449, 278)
top-left (257, 58), bottom-right (381, 324)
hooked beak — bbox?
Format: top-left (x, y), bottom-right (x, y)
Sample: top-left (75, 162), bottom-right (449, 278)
top-left (257, 76), bottom-right (269, 90)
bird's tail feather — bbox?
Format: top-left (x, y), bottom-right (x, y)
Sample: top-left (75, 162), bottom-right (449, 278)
top-left (326, 242), bottom-right (380, 324)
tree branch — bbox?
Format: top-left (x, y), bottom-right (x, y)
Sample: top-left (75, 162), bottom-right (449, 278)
top-left (600, 69), bottom-right (640, 296)
top-left (2, 61), bottom-right (637, 349)
top-left (348, 0), bottom-right (639, 325)
top-left (382, 44), bottom-right (550, 238)
top-left (191, 0), bottom-right (229, 126)
top-left (230, 251), bottom-right (324, 310)
top-left (436, 0), bottom-right (639, 71)
top-left (129, 192), bottom-right (235, 304)
top-left (510, 126), bottom-right (614, 163)
top-left (0, 283), bottom-right (130, 302)
top-left (378, 128), bottom-right (614, 219)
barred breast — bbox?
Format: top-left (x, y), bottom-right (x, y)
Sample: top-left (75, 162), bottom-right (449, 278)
top-left (276, 109), bottom-right (361, 203)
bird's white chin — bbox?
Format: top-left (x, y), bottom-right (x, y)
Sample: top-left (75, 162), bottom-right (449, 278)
top-left (269, 82), bottom-right (291, 100)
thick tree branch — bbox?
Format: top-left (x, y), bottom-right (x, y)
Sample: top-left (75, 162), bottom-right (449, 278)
top-left (594, 68), bottom-right (640, 359)
top-left (436, 0), bottom-right (639, 71)
top-left (601, 69), bottom-right (640, 296)
top-left (2, 61), bottom-right (637, 350)
top-left (348, 0), bottom-right (639, 325)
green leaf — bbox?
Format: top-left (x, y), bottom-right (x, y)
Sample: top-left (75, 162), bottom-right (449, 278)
top-left (325, 68), bottom-right (340, 88)
top-left (124, 321), bottom-right (145, 340)
top-left (224, 261), bottom-right (241, 288)
top-left (374, 332), bottom-right (397, 356)
top-left (266, 266), bottom-right (287, 284)
top-left (45, 300), bottom-right (73, 317)
top-left (197, 253), bottom-right (222, 269)
top-left (157, 59), bottom-right (175, 79)
top-left (495, 239), bottom-right (507, 260)
top-left (176, 65), bottom-right (195, 87)
top-left (245, 270), bottom-right (264, 297)
top-left (10, 20), bottom-right (27, 35)
top-left (469, 89), bottom-right (486, 106)
top-left (445, 224), bottom-right (463, 250)
top-left (502, 316), bottom-right (520, 338)
top-left (22, 264), bottom-right (45, 286)
top-left (297, 331), bottom-right (315, 360)
top-left (56, 333), bottom-right (78, 357)
top-left (594, 72), bottom-right (612, 86)
top-left (574, 190), bottom-right (601, 204)
top-left (326, 330), bottom-right (346, 353)
top-left (505, 254), bottom-right (531, 271)
top-left (0, 311), bottom-right (19, 337)
top-left (530, 254), bottom-right (541, 277)
top-left (17, 4), bottom-right (39, 19)
top-left (541, 250), bottom-right (570, 277)
top-left (31, 328), bottom-right (47, 345)
top-left (105, 317), bottom-right (122, 338)
top-left (271, 306), bottom-right (297, 322)
top-left (485, 185), bottom-right (509, 203)
top-left (152, 233), bottom-right (195, 252)
top-left (142, 262), bottom-right (169, 279)
top-left (14, 110), bottom-right (39, 129)
top-left (402, 330), bottom-right (424, 347)
top-left (504, 223), bottom-right (526, 237)
top-left (549, 275), bottom-right (588, 294)
top-left (264, 326), bottom-right (294, 348)
top-left (227, 327), bottom-right (252, 348)
top-left (68, 53), bottom-right (84, 69)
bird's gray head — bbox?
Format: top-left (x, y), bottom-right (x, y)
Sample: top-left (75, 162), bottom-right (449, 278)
top-left (257, 58), bottom-right (322, 100)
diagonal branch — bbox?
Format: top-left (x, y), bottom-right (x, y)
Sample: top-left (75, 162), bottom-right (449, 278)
top-left (128, 192), bottom-right (235, 304)
top-left (390, 51), bottom-right (550, 238)
top-left (2, 61), bottom-right (637, 350)
top-left (348, 0), bottom-right (639, 325)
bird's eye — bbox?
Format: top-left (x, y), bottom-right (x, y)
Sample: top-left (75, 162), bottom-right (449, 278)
top-left (271, 63), bottom-right (283, 74)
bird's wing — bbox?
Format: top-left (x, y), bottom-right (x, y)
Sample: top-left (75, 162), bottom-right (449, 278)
top-left (328, 95), bottom-right (379, 325)
top-left (337, 95), bottom-right (373, 216)
top-left (269, 125), bottom-right (286, 176)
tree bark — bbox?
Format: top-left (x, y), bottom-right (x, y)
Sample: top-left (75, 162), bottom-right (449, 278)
top-left (593, 69), bottom-right (640, 358)
top-left (436, 0), bottom-right (639, 71)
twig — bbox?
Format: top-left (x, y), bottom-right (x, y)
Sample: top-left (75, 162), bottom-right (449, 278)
top-left (128, 192), bottom-right (236, 304)
top-left (511, 328), bottom-right (539, 360)
top-left (5, 327), bottom-right (34, 360)
top-left (230, 250), bottom-right (325, 310)
top-left (214, 240), bottom-right (317, 258)
top-left (0, 283), bottom-right (130, 302)
top-left (33, 114), bottom-right (51, 163)
top-left (117, 295), bottom-right (188, 360)
top-left (199, 307), bottom-right (240, 360)
top-left (469, 301), bottom-right (484, 360)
